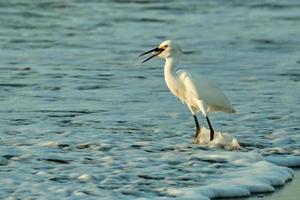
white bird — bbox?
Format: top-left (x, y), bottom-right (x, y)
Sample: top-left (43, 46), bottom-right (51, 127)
top-left (139, 40), bottom-right (235, 141)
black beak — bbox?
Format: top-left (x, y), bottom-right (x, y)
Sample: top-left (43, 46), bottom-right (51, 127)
top-left (139, 47), bottom-right (163, 63)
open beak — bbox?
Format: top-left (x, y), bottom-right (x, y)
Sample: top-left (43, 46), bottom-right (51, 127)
top-left (139, 47), bottom-right (163, 63)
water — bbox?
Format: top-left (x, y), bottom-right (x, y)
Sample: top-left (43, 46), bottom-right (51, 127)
top-left (0, 0), bottom-right (300, 199)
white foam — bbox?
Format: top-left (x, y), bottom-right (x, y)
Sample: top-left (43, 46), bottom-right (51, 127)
top-left (77, 174), bottom-right (93, 182)
top-left (192, 151), bottom-right (263, 166)
top-left (36, 171), bottom-right (48, 177)
top-left (73, 191), bottom-right (88, 197)
top-left (39, 141), bottom-right (59, 147)
top-left (165, 161), bottom-right (293, 200)
top-left (266, 155), bottom-right (300, 167)
top-left (193, 127), bottom-right (240, 150)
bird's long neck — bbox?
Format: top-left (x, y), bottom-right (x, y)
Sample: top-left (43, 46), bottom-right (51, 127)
top-left (164, 56), bottom-right (180, 90)
top-left (164, 57), bottom-right (179, 77)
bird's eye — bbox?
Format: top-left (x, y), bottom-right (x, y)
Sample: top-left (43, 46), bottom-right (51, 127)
top-left (164, 45), bottom-right (168, 48)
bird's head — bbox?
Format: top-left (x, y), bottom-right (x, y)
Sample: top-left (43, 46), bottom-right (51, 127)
top-left (139, 40), bottom-right (182, 63)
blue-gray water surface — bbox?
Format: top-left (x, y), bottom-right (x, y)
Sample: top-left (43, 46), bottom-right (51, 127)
top-left (0, 0), bottom-right (300, 199)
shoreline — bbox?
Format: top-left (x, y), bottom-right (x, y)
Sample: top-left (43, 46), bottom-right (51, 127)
top-left (237, 170), bottom-right (300, 200)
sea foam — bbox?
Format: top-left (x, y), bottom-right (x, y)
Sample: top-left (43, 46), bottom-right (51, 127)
top-left (165, 160), bottom-right (293, 200)
top-left (167, 133), bottom-right (296, 200)
top-left (193, 127), bottom-right (240, 150)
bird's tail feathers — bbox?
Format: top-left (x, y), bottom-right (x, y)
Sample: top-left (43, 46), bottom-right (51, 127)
top-left (207, 105), bottom-right (236, 113)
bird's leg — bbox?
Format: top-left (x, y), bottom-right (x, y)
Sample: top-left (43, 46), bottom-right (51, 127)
top-left (193, 115), bottom-right (201, 138)
top-left (206, 116), bottom-right (214, 141)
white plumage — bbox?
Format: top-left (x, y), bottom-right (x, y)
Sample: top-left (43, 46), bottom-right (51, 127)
top-left (177, 71), bottom-right (235, 114)
top-left (140, 40), bottom-right (235, 141)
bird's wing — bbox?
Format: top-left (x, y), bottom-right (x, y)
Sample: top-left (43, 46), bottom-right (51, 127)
top-left (177, 70), bottom-right (235, 113)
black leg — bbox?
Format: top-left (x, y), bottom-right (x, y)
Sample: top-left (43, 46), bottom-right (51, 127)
top-left (206, 116), bottom-right (214, 141)
top-left (193, 115), bottom-right (201, 138)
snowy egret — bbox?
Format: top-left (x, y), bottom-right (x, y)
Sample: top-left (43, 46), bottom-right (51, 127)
top-left (139, 40), bottom-right (235, 141)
